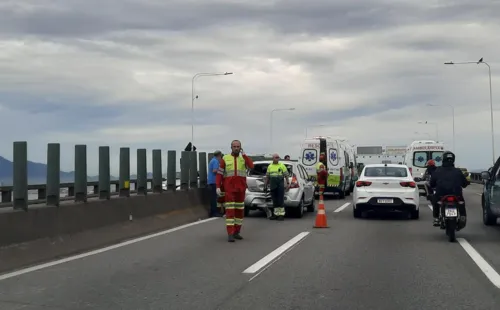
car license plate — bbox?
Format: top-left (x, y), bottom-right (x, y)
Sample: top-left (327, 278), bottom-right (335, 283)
top-left (445, 208), bottom-right (458, 217)
top-left (377, 199), bottom-right (393, 204)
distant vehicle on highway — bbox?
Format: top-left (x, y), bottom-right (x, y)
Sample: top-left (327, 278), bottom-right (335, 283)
top-left (299, 136), bottom-right (353, 199)
top-left (403, 140), bottom-right (445, 191)
top-left (244, 160), bottom-right (315, 218)
top-left (353, 163), bottom-right (420, 219)
top-left (480, 163), bottom-right (500, 225)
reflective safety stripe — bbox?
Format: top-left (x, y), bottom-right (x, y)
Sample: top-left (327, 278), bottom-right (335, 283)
top-left (225, 202), bottom-right (235, 209)
top-left (319, 200), bottom-right (324, 204)
top-left (225, 218), bottom-right (235, 226)
top-left (233, 202), bottom-right (244, 209)
top-left (234, 218), bottom-right (243, 225)
top-left (217, 167), bottom-right (225, 175)
top-left (222, 154), bottom-right (247, 177)
top-left (274, 207), bottom-right (286, 216)
top-left (317, 209), bottom-right (326, 215)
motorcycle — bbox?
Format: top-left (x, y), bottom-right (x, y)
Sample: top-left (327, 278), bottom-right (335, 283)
top-left (437, 195), bottom-right (464, 242)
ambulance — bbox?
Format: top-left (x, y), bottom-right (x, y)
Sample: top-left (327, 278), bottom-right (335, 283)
top-left (402, 140), bottom-right (445, 190)
top-left (299, 136), bottom-right (353, 199)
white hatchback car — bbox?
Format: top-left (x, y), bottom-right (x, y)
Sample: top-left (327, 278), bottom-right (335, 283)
top-left (352, 164), bottom-right (420, 219)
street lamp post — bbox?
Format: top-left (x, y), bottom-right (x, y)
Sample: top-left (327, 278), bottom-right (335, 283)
top-left (427, 103), bottom-right (455, 151)
top-left (270, 108), bottom-right (295, 151)
top-left (191, 72), bottom-right (233, 151)
top-left (445, 58), bottom-right (495, 164)
top-left (418, 121), bottom-right (439, 140)
top-left (305, 124), bottom-right (325, 138)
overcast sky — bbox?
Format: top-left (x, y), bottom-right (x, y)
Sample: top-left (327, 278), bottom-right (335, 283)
top-left (0, 0), bottom-right (499, 174)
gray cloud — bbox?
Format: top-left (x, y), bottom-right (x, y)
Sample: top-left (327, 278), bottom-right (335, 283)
top-left (0, 0), bottom-right (499, 172)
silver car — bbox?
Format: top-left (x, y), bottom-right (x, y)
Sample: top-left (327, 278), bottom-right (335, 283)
top-left (244, 160), bottom-right (316, 218)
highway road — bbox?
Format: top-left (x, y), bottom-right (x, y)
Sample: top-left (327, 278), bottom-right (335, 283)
top-left (1, 184), bottom-right (500, 309)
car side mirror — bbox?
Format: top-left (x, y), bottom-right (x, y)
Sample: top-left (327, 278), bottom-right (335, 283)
top-left (481, 171), bottom-right (491, 181)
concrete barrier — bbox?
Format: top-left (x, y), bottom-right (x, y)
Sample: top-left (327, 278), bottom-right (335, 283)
top-left (0, 188), bottom-right (210, 273)
top-left (470, 172), bottom-right (484, 184)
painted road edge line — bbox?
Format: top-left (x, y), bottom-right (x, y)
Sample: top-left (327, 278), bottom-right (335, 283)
top-left (334, 202), bottom-right (351, 213)
top-left (457, 238), bottom-right (500, 289)
top-left (243, 232), bottom-right (310, 274)
top-left (0, 217), bottom-right (219, 281)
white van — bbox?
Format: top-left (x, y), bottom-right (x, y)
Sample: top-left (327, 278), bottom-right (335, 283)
top-left (403, 140), bottom-right (445, 189)
top-left (338, 139), bottom-right (358, 193)
top-left (299, 136), bottom-right (352, 199)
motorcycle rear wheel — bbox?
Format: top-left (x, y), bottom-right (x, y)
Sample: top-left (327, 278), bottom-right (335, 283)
top-left (445, 219), bottom-right (457, 242)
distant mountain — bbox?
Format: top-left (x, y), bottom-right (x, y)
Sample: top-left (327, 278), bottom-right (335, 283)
top-left (0, 156), bottom-right (118, 186)
top-left (0, 156), bottom-right (185, 186)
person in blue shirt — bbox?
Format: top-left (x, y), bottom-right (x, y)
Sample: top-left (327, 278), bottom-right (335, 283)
top-left (208, 150), bottom-right (223, 217)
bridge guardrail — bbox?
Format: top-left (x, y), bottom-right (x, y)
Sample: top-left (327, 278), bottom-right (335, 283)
top-left (470, 172), bottom-right (484, 184)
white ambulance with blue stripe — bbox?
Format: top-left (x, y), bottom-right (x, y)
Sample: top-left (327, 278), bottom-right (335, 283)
top-left (299, 136), bottom-right (352, 199)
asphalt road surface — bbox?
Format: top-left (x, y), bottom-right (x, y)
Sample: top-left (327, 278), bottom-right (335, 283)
top-left (1, 183), bottom-right (500, 309)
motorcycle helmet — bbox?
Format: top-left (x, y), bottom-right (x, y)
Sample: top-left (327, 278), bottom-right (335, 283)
top-left (426, 159), bottom-right (436, 167)
top-left (442, 151), bottom-right (455, 164)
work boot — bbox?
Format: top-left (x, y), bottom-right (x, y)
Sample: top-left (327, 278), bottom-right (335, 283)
top-left (228, 235), bottom-right (235, 242)
top-left (433, 218), bottom-right (440, 227)
top-left (277, 216), bottom-right (284, 221)
top-left (234, 233), bottom-right (243, 240)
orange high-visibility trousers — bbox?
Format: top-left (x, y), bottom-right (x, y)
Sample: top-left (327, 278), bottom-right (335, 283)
top-left (224, 191), bottom-right (245, 235)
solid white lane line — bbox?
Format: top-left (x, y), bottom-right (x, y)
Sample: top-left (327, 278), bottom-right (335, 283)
top-left (476, 193), bottom-right (482, 196)
top-left (428, 204), bottom-right (433, 211)
top-left (0, 217), bottom-right (218, 281)
top-left (334, 202), bottom-right (351, 213)
top-left (243, 232), bottom-right (310, 274)
top-left (457, 238), bottom-right (500, 289)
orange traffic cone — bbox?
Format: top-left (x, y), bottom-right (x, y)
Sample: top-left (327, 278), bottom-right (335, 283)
top-left (313, 194), bottom-right (329, 228)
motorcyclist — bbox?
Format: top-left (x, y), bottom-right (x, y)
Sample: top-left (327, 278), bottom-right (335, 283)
top-left (429, 151), bottom-right (470, 227)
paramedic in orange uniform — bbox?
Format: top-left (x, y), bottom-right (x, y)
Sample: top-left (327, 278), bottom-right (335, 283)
top-left (216, 140), bottom-right (254, 242)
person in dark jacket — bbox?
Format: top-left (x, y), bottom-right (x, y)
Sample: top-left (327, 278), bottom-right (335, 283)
top-left (429, 151), bottom-right (470, 227)
top-left (424, 159), bottom-right (438, 180)
top-left (423, 159), bottom-right (438, 203)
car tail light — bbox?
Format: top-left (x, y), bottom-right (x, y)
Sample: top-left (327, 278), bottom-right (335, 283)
top-left (356, 181), bottom-right (372, 187)
top-left (446, 196), bottom-right (456, 202)
top-left (289, 174), bottom-right (299, 188)
top-left (400, 181), bottom-right (416, 188)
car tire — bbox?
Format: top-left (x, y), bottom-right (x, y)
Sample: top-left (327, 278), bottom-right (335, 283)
top-left (244, 206), bottom-right (250, 217)
top-left (291, 199), bottom-right (305, 218)
top-left (307, 197), bottom-right (315, 212)
top-left (410, 209), bottom-right (419, 220)
top-left (353, 206), bottom-right (362, 218)
top-left (482, 195), bottom-right (497, 226)
top-left (339, 189), bottom-right (345, 199)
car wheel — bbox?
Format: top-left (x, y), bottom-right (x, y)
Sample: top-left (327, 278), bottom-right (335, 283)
top-left (483, 203), bottom-right (497, 226)
top-left (307, 196), bottom-right (315, 212)
top-left (353, 206), bottom-right (362, 218)
top-left (339, 190), bottom-right (345, 199)
top-left (410, 209), bottom-right (419, 220)
top-left (292, 199), bottom-right (305, 218)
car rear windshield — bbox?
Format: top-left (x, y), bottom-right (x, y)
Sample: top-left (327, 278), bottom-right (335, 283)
top-left (364, 167), bottom-right (408, 177)
top-left (248, 163), bottom-right (293, 176)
